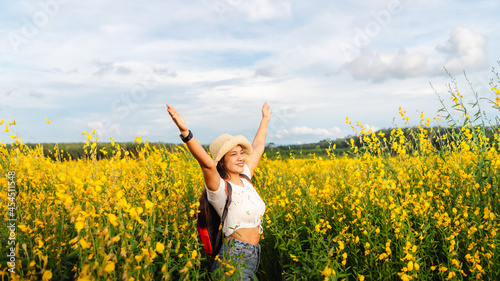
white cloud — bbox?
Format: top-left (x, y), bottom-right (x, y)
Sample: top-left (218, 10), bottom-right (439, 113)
top-left (274, 126), bottom-right (343, 140)
top-left (88, 121), bottom-right (121, 139)
top-left (437, 27), bottom-right (488, 73)
top-left (239, 0), bottom-right (292, 21)
top-left (87, 121), bottom-right (106, 137)
top-left (341, 48), bottom-right (428, 82)
top-left (339, 27), bottom-right (489, 82)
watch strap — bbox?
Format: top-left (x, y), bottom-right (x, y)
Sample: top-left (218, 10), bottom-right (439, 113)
top-left (180, 130), bottom-right (193, 143)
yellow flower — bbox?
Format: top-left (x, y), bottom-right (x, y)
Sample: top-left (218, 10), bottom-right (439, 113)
top-left (321, 266), bottom-right (333, 277)
top-left (104, 261), bottom-right (115, 274)
top-left (338, 241), bottom-right (344, 251)
top-left (400, 274), bottom-right (411, 281)
top-left (75, 221), bottom-right (84, 230)
top-left (156, 242), bottom-right (165, 254)
top-left (69, 237), bottom-right (79, 244)
top-left (42, 270), bottom-right (53, 281)
top-left (191, 250), bottom-right (198, 259)
top-left (321, 266), bottom-right (332, 276)
top-left (79, 239), bottom-right (91, 249)
top-left (45, 117), bottom-right (51, 124)
top-left (407, 261), bottom-right (414, 271)
top-left (107, 213), bottom-right (119, 227)
top-left (145, 200), bottom-right (154, 209)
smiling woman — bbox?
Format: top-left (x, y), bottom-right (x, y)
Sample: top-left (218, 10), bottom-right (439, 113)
top-left (211, 134), bottom-right (252, 180)
top-left (166, 102), bottom-right (272, 280)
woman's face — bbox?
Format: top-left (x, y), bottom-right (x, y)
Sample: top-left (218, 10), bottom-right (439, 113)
top-left (223, 145), bottom-right (246, 174)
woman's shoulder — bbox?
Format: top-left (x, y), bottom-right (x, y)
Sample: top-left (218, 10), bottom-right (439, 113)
top-left (242, 164), bottom-right (252, 180)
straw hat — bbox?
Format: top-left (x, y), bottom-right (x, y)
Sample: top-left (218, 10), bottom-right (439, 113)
top-left (209, 134), bottom-right (252, 165)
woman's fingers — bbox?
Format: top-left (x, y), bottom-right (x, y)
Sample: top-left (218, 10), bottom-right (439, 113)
top-left (166, 104), bottom-right (188, 131)
top-left (166, 104), bottom-right (177, 116)
top-left (167, 104), bottom-right (181, 119)
top-left (262, 102), bottom-right (272, 118)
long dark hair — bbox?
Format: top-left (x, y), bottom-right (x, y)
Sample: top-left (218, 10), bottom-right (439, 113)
top-left (216, 155), bottom-right (231, 180)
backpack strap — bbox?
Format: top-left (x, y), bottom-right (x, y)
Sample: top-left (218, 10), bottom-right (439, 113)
top-left (239, 173), bottom-right (252, 184)
top-left (214, 180), bottom-right (232, 252)
top-left (220, 180), bottom-right (232, 225)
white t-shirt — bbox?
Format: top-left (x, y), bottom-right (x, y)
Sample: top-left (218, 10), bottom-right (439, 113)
top-left (206, 165), bottom-right (266, 237)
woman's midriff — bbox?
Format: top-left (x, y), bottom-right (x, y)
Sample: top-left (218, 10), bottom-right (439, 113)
top-left (226, 226), bottom-right (261, 245)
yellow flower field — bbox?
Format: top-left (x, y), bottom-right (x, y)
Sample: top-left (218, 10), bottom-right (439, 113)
top-left (1, 121), bottom-right (499, 280)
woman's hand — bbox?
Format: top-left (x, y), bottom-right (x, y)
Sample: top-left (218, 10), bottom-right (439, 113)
top-left (262, 102), bottom-right (272, 121)
top-left (166, 104), bottom-right (220, 189)
top-left (247, 102), bottom-right (272, 177)
top-left (166, 104), bottom-right (189, 134)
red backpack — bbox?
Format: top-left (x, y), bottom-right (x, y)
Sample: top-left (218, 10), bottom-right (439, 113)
top-left (197, 174), bottom-right (251, 256)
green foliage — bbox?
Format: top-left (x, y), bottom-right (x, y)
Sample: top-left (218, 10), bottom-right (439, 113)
top-left (3, 142), bottom-right (179, 161)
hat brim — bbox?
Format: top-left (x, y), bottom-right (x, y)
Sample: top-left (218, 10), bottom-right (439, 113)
top-left (213, 135), bottom-right (252, 164)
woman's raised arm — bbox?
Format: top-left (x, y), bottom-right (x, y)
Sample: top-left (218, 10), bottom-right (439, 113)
top-left (166, 104), bottom-right (220, 190)
top-left (247, 102), bottom-right (272, 177)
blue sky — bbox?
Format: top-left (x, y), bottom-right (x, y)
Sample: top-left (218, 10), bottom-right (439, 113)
top-left (1, 0), bottom-right (499, 145)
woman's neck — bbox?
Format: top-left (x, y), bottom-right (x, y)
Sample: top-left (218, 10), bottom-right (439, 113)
top-left (226, 173), bottom-right (243, 186)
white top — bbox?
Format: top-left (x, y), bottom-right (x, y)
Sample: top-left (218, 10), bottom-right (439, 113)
top-left (206, 165), bottom-right (266, 237)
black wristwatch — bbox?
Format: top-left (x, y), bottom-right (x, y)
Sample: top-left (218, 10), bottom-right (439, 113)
top-left (180, 130), bottom-right (193, 143)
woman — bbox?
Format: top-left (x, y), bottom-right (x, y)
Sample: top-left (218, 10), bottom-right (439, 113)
top-left (166, 103), bottom-right (272, 280)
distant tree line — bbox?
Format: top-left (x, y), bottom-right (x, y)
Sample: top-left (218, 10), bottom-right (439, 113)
top-left (3, 142), bottom-right (179, 161)
top-left (265, 125), bottom-right (500, 157)
top-left (4, 125), bottom-right (499, 161)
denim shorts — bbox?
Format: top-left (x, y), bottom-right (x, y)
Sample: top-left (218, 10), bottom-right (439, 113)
top-left (211, 237), bottom-right (261, 280)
